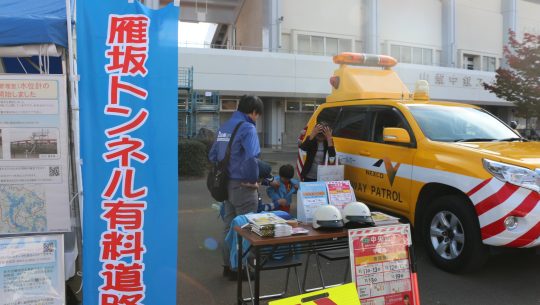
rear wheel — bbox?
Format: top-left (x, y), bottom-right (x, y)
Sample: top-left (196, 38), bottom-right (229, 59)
top-left (422, 194), bottom-right (488, 273)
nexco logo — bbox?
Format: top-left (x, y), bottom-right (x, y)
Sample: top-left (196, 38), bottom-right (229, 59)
top-left (372, 157), bottom-right (401, 186)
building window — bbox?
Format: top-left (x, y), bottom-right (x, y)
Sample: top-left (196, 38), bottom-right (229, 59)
top-left (220, 98), bottom-right (238, 112)
top-left (463, 54), bottom-right (480, 70)
top-left (285, 99), bottom-right (325, 112)
top-left (355, 40), bottom-right (362, 52)
top-left (286, 101), bottom-right (300, 111)
top-left (298, 34), bottom-right (311, 54)
top-left (326, 38), bottom-right (338, 55)
top-left (482, 56), bottom-right (497, 72)
top-left (435, 50), bottom-right (441, 66)
top-left (390, 44), bottom-right (435, 66)
top-left (338, 39), bottom-right (352, 53)
top-left (296, 34), bottom-right (353, 56)
top-left (423, 49), bottom-right (433, 66)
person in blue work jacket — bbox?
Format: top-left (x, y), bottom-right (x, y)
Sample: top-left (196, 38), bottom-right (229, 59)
top-left (208, 95), bottom-right (263, 280)
top-left (263, 164), bottom-right (299, 213)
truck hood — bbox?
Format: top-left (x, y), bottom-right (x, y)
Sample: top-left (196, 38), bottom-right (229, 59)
top-left (454, 142), bottom-right (540, 169)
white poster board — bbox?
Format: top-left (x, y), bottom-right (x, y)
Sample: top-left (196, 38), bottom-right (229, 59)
top-left (297, 181), bottom-right (328, 223)
top-left (0, 235), bottom-right (66, 305)
top-left (0, 75), bottom-right (71, 234)
top-left (326, 180), bottom-right (356, 212)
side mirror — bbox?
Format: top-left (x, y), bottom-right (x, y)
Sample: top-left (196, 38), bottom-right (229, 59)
top-left (383, 127), bottom-right (411, 144)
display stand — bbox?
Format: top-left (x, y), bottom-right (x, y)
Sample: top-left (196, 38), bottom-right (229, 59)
top-left (348, 224), bottom-right (420, 305)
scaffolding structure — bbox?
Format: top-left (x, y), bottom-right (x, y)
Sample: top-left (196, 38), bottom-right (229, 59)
top-left (178, 66), bottom-right (220, 138)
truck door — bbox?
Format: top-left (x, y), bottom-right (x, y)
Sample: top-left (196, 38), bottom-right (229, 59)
top-left (330, 105), bottom-right (378, 204)
top-left (362, 106), bottom-right (416, 213)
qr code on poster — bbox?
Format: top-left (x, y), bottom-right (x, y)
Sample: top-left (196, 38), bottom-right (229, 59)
top-left (43, 241), bottom-right (55, 254)
top-left (49, 166), bottom-right (60, 177)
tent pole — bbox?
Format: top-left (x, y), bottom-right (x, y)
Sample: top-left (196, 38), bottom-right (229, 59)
top-left (65, 0), bottom-right (84, 281)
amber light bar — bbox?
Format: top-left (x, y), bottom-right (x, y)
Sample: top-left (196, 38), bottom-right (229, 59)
top-left (333, 52), bottom-right (397, 68)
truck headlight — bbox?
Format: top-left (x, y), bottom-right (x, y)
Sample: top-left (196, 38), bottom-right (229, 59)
top-left (483, 159), bottom-right (540, 192)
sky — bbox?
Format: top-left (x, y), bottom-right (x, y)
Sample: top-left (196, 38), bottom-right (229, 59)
top-left (178, 21), bottom-right (217, 47)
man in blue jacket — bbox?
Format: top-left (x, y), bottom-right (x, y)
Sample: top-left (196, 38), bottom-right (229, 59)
top-left (209, 95), bottom-right (263, 279)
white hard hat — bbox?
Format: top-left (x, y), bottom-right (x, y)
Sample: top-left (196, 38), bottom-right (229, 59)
top-left (312, 205), bottom-right (344, 229)
top-left (343, 202), bottom-right (374, 228)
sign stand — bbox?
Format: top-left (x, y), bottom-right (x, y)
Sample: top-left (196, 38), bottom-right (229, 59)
top-left (348, 224), bottom-right (420, 305)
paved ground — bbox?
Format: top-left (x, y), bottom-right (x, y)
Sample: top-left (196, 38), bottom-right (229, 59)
top-left (178, 152), bottom-right (540, 305)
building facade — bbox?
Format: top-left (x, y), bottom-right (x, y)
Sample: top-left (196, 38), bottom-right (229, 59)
top-left (178, 0), bottom-right (540, 149)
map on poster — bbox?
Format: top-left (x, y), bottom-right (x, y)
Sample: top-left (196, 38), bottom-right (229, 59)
top-left (0, 235), bottom-right (65, 305)
top-left (0, 76), bottom-right (70, 234)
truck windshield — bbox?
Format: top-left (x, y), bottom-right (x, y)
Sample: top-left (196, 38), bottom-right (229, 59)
top-left (408, 105), bottom-right (520, 142)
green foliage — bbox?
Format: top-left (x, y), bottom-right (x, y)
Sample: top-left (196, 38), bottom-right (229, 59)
top-left (483, 31), bottom-right (540, 126)
top-left (178, 140), bottom-right (208, 177)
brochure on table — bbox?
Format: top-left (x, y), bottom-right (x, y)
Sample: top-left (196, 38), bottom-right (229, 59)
top-left (348, 224), bottom-right (420, 305)
top-left (0, 235), bottom-right (65, 305)
top-left (325, 180), bottom-right (356, 212)
top-left (297, 181), bottom-right (328, 223)
top-left (297, 180), bottom-right (356, 223)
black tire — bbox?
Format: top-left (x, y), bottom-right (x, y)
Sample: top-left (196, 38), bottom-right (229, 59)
top-left (422, 194), bottom-right (488, 273)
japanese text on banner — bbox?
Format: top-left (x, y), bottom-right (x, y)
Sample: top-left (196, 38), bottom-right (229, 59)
top-left (99, 15), bottom-right (150, 305)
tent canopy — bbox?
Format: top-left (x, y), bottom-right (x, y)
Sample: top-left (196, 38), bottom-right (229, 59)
top-left (0, 0), bottom-right (70, 48)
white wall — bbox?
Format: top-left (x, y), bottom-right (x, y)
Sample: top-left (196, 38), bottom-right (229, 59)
top-left (179, 47), bottom-right (508, 105)
top-left (517, 0), bottom-right (540, 36)
top-left (280, 0), bottom-right (361, 38)
top-left (279, 0), bottom-right (361, 52)
top-left (235, 0), bottom-right (264, 50)
top-left (455, 0), bottom-right (503, 56)
top-left (379, 0), bottom-right (442, 50)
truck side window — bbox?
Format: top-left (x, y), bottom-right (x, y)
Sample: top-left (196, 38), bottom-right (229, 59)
top-left (372, 108), bottom-right (411, 143)
top-left (317, 107), bottom-right (340, 127)
top-left (333, 106), bottom-right (370, 140)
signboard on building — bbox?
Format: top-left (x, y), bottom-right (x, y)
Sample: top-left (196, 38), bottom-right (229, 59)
top-left (77, 1), bottom-right (179, 305)
top-left (0, 75), bottom-right (70, 235)
top-left (0, 235), bottom-right (65, 305)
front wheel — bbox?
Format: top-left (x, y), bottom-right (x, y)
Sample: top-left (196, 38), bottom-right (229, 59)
top-left (422, 194), bottom-right (488, 273)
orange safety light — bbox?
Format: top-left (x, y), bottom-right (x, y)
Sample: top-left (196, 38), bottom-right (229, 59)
top-left (333, 52), bottom-right (398, 68)
top-left (329, 76), bottom-right (340, 89)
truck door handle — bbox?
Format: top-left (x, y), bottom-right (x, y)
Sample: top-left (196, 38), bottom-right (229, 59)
top-left (358, 150), bottom-right (371, 156)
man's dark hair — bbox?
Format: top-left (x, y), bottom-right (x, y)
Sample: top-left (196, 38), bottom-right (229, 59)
top-left (238, 95), bottom-right (263, 115)
top-left (279, 164), bottom-right (295, 179)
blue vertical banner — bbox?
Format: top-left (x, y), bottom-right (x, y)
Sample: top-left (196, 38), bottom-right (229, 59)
top-left (77, 1), bottom-right (178, 305)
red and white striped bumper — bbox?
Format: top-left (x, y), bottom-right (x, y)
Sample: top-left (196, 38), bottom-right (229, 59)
top-left (468, 178), bottom-right (540, 248)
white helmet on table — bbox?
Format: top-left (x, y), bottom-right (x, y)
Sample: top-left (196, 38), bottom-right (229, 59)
top-left (343, 201), bottom-right (375, 228)
top-left (312, 205), bottom-right (344, 229)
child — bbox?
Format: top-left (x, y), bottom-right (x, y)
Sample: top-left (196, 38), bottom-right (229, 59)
top-left (265, 164), bottom-right (299, 213)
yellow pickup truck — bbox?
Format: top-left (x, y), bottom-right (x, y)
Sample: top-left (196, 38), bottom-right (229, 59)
top-left (298, 53), bottom-right (540, 272)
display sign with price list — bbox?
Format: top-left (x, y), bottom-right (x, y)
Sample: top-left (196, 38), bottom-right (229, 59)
top-left (348, 224), bottom-right (419, 305)
top-left (0, 75), bottom-right (71, 235)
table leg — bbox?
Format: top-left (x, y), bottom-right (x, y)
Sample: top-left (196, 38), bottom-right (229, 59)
top-left (254, 247), bottom-right (261, 305)
top-left (237, 235), bottom-right (243, 305)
